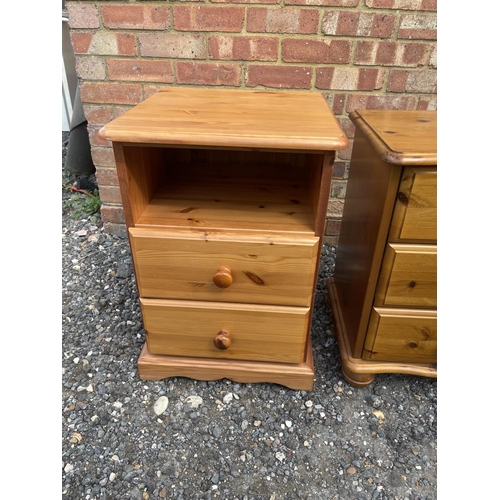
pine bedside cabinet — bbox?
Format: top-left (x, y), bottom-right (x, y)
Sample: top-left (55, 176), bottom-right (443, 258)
top-left (327, 109), bottom-right (437, 387)
top-left (99, 87), bottom-right (348, 391)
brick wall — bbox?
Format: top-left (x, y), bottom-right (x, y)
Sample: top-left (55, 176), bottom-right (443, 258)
top-left (66, 0), bottom-right (437, 244)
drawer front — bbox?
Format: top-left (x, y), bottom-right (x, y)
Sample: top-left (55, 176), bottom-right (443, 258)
top-left (363, 307), bottom-right (437, 363)
top-left (389, 167), bottom-right (437, 242)
top-left (129, 228), bottom-right (319, 307)
top-left (141, 298), bottom-right (310, 364)
top-left (375, 244), bottom-right (437, 308)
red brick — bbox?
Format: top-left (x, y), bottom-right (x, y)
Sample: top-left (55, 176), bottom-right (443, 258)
top-left (95, 166), bottom-right (119, 186)
top-left (358, 41), bottom-right (395, 65)
top-left (346, 94), bottom-right (417, 112)
top-left (387, 69), bottom-right (436, 93)
top-left (173, 6), bottom-right (244, 32)
top-left (177, 61), bottom-right (242, 86)
top-left (387, 69), bottom-right (408, 92)
top-left (99, 186), bottom-right (122, 204)
top-left (339, 117), bottom-right (356, 140)
top-left (327, 199), bottom-right (344, 218)
top-left (282, 38), bottom-right (350, 64)
top-left (144, 86), bottom-right (165, 100)
top-left (108, 59), bottom-right (174, 83)
top-left (325, 219), bottom-right (342, 236)
top-left (332, 93), bottom-right (347, 115)
top-left (80, 82), bottom-right (142, 105)
top-left (375, 42), bottom-right (398, 65)
top-left (102, 5), bottom-right (170, 30)
top-left (91, 147), bottom-right (116, 167)
top-left (417, 96), bottom-right (437, 110)
top-left (332, 161), bottom-right (346, 179)
top-left (213, 0), bottom-right (279, 3)
top-left (366, 0), bottom-right (436, 10)
top-left (336, 140), bottom-right (353, 161)
top-left (113, 106), bottom-right (132, 119)
top-left (286, 0), bottom-right (358, 5)
top-left (355, 41), bottom-right (428, 67)
top-left (209, 36), bottom-right (278, 61)
top-left (101, 205), bottom-right (126, 225)
top-left (84, 105), bottom-right (113, 126)
top-left (429, 45), bottom-right (437, 68)
top-left (75, 56), bottom-right (106, 80)
top-left (398, 14), bottom-right (437, 40)
top-left (322, 93), bottom-right (347, 115)
top-left (421, 0), bottom-right (437, 10)
top-left (139, 33), bottom-right (206, 59)
top-left (370, 13), bottom-right (397, 38)
top-left (72, 32), bottom-right (138, 56)
top-left (247, 8), bottom-right (319, 34)
top-left (88, 126), bottom-right (111, 148)
top-left (322, 11), bottom-right (395, 37)
top-left (323, 11), bottom-right (358, 36)
top-left (316, 67), bottom-right (383, 91)
top-left (402, 43), bottom-right (428, 66)
top-left (67, 4), bottom-right (99, 29)
top-left (116, 34), bottom-right (138, 56)
top-left (330, 180), bottom-right (347, 199)
top-left (71, 33), bottom-right (93, 54)
top-left (246, 65), bottom-right (312, 89)
top-left (365, 0), bottom-right (395, 6)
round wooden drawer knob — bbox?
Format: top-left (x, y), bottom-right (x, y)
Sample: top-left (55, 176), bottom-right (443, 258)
top-left (213, 267), bottom-right (233, 288)
top-left (213, 330), bottom-right (231, 350)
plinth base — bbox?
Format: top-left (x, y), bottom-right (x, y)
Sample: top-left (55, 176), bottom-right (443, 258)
top-left (138, 334), bottom-right (315, 391)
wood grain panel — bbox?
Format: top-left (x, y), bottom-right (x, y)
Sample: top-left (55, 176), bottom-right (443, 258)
top-left (141, 298), bottom-right (310, 364)
top-left (363, 307), bottom-right (437, 363)
top-left (137, 334), bottom-right (315, 390)
top-left (130, 228), bottom-right (318, 306)
top-left (349, 110), bottom-right (437, 165)
top-left (138, 198), bottom-right (313, 226)
top-left (389, 167), bottom-right (437, 242)
top-left (114, 144), bottom-right (165, 227)
top-left (124, 149), bottom-right (318, 234)
top-left (374, 244), bottom-right (437, 307)
top-left (99, 88), bottom-right (349, 151)
top-left (327, 277), bottom-right (437, 385)
top-left (333, 132), bottom-right (403, 357)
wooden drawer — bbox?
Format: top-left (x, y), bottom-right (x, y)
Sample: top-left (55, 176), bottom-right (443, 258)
top-left (374, 243), bottom-right (437, 308)
top-left (141, 298), bottom-right (310, 364)
top-left (363, 307), bottom-right (437, 363)
top-left (389, 167), bottom-right (437, 242)
top-left (129, 227), bottom-right (319, 307)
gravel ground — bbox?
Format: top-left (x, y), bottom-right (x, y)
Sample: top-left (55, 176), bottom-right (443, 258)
top-left (62, 134), bottom-right (437, 500)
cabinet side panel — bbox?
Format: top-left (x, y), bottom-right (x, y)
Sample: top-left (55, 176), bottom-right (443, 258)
top-left (112, 142), bottom-right (135, 229)
top-left (306, 153), bottom-right (332, 237)
top-left (120, 145), bottom-right (166, 226)
top-left (334, 134), bottom-right (402, 357)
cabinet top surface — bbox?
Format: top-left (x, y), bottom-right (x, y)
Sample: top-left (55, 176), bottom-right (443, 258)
top-left (350, 110), bottom-right (437, 165)
top-left (99, 87), bottom-right (349, 151)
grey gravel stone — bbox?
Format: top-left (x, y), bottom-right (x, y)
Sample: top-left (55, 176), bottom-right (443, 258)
top-left (153, 396), bottom-right (169, 415)
top-left (62, 135), bottom-right (437, 500)
top-left (185, 395), bottom-right (203, 409)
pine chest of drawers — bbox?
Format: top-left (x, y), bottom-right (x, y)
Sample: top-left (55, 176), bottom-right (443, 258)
top-left (99, 87), bottom-right (348, 390)
top-left (326, 109), bottom-right (437, 387)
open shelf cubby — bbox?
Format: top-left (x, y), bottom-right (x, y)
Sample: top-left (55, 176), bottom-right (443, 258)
top-left (121, 145), bottom-right (324, 236)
